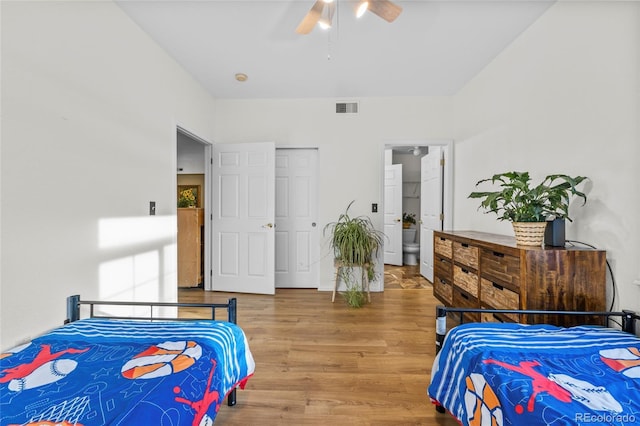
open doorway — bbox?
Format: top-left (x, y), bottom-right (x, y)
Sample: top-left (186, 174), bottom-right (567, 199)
top-left (176, 127), bottom-right (212, 290)
top-left (381, 140), bottom-right (453, 288)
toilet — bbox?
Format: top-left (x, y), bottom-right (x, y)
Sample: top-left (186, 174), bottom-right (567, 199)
top-left (402, 229), bottom-right (420, 265)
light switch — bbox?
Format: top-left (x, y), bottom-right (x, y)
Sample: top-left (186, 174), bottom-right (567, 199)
top-left (150, 201), bottom-right (156, 215)
top-left (372, 203), bottom-right (378, 213)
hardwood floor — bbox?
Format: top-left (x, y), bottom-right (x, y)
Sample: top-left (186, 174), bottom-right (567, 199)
top-left (178, 287), bottom-right (459, 425)
top-left (384, 264), bottom-right (430, 289)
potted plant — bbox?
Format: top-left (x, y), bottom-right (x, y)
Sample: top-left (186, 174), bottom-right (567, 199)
top-left (402, 212), bottom-right (416, 229)
top-left (468, 171), bottom-right (587, 246)
top-left (324, 201), bottom-right (384, 307)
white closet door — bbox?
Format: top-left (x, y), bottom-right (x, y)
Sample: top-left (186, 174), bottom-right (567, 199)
top-left (274, 149), bottom-right (319, 288)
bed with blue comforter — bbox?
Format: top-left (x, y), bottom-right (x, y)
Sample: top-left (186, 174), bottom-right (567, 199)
top-left (0, 318), bottom-right (255, 425)
top-left (428, 322), bottom-right (640, 426)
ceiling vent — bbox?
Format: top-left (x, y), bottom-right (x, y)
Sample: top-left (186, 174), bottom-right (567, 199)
top-left (336, 102), bottom-right (359, 114)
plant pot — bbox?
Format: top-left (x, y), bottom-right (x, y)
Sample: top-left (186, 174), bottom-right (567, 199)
top-left (512, 222), bottom-right (547, 246)
top-left (402, 222), bottom-right (411, 229)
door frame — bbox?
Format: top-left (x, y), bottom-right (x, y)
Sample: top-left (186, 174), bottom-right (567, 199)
top-left (380, 140), bottom-right (454, 284)
top-left (176, 125), bottom-right (213, 291)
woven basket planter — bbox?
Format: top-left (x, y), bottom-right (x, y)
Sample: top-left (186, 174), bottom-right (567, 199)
top-left (511, 222), bottom-right (547, 246)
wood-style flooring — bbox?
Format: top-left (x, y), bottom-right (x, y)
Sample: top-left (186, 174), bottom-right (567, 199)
top-left (178, 283), bottom-right (459, 425)
top-left (384, 264), bottom-right (430, 289)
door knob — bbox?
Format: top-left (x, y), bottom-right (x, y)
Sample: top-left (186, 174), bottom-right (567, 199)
top-left (396, 218), bottom-right (401, 222)
top-left (263, 223), bottom-right (274, 228)
top-left (312, 222), bottom-right (317, 227)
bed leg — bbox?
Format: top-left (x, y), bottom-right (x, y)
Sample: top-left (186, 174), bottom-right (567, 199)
top-left (227, 388), bottom-right (237, 406)
top-left (436, 305), bottom-right (447, 355)
top-left (436, 405), bottom-right (446, 414)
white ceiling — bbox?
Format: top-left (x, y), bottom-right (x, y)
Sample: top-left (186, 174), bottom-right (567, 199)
top-left (116, 0), bottom-right (554, 99)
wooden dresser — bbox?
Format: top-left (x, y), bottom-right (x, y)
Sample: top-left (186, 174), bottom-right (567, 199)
top-left (433, 230), bottom-right (606, 325)
top-left (178, 208), bottom-right (204, 287)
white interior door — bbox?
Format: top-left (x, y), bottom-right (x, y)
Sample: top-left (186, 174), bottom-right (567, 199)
top-left (212, 142), bottom-right (275, 294)
top-left (420, 147), bottom-right (443, 282)
top-left (384, 164), bottom-right (403, 265)
top-left (274, 149), bottom-right (319, 288)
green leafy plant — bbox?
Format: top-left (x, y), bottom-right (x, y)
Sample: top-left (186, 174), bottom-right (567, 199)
top-left (468, 171), bottom-right (588, 222)
top-left (339, 269), bottom-right (368, 308)
top-left (402, 212), bottom-right (416, 226)
top-left (324, 201), bottom-right (384, 307)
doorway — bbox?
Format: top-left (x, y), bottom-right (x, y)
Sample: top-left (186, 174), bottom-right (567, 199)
top-left (381, 141), bottom-right (453, 287)
top-left (176, 127), bottom-right (212, 290)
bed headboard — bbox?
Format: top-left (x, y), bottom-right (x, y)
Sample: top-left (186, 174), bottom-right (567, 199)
top-left (65, 295), bottom-right (237, 324)
top-left (435, 305), bottom-right (640, 353)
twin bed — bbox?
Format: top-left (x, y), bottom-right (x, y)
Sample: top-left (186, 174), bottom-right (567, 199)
top-left (4, 294), bottom-right (639, 425)
top-left (0, 295), bottom-right (255, 425)
top-left (428, 306), bottom-right (640, 425)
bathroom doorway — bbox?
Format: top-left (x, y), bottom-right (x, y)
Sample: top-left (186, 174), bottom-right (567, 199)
top-left (381, 141), bottom-right (453, 288)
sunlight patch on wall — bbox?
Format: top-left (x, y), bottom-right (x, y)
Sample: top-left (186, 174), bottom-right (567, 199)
top-left (98, 216), bottom-right (176, 249)
top-left (98, 250), bottom-right (160, 317)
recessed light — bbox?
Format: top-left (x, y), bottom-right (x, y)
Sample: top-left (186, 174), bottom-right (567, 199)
top-left (235, 73), bottom-right (248, 82)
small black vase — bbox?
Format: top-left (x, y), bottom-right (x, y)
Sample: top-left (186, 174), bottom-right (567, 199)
top-left (544, 219), bottom-right (566, 247)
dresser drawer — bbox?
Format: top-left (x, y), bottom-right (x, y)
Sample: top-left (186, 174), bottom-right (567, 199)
top-left (433, 275), bottom-right (453, 305)
top-left (480, 249), bottom-right (520, 290)
top-left (481, 278), bottom-right (520, 321)
top-left (434, 235), bottom-right (453, 258)
top-left (481, 311), bottom-right (518, 324)
top-left (453, 241), bottom-right (478, 270)
top-left (434, 255), bottom-right (452, 278)
top-left (453, 265), bottom-right (479, 297)
top-left (452, 287), bottom-right (480, 323)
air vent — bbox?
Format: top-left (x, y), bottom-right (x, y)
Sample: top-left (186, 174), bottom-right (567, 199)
top-left (335, 102), bottom-right (359, 114)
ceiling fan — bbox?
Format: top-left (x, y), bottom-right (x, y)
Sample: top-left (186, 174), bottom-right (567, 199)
top-left (296, 0), bottom-right (403, 35)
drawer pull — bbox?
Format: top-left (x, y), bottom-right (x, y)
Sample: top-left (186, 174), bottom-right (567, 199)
top-left (461, 243), bottom-right (469, 248)
top-left (461, 268), bottom-right (470, 274)
top-left (439, 237), bottom-right (446, 241)
top-left (439, 278), bottom-right (447, 285)
top-left (460, 292), bottom-right (469, 300)
top-left (440, 258), bottom-right (448, 263)
top-left (492, 282), bottom-right (504, 291)
top-left (492, 251), bottom-right (505, 258)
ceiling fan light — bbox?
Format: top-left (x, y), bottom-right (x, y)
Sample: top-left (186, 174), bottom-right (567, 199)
top-left (356, 1), bottom-right (369, 18)
top-left (318, 17), bottom-right (332, 30)
top-left (413, 147), bottom-right (421, 156)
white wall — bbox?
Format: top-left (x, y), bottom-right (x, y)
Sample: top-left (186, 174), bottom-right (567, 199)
top-left (213, 97), bottom-right (454, 291)
top-left (1, 1), bottom-right (216, 349)
top-left (453, 1), bottom-right (640, 311)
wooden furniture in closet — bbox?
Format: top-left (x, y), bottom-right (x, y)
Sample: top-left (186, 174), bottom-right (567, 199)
top-left (178, 208), bottom-right (204, 287)
top-left (433, 230), bottom-right (606, 326)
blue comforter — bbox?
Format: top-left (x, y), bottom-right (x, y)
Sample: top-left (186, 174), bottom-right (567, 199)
top-left (0, 318), bottom-right (255, 425)
top-left (428, 322), bottom-right (640, 426)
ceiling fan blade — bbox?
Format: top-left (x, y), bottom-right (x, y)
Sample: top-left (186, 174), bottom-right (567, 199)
top-left (296, 0), bottom-right (325, 34)
top-left (368, 0), bottom-right (402, 23)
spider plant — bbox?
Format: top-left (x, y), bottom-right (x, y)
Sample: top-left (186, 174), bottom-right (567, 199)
top-left (324, 201), bottom-right (384, 306)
